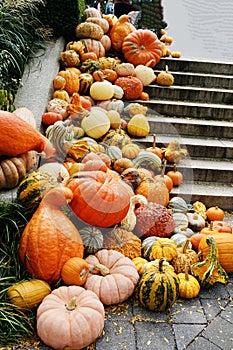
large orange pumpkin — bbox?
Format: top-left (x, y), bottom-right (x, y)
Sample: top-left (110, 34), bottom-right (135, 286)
top-left (19, 187), bottom-right (84, 285)
top-left (67, 170), bottom-right (132, 227)
top-left (37, 285), bottom-right (105, 349)
top-left (198, 232), bottom-right (233, 273)
top-left (122, 29), bottom-right (162, 67)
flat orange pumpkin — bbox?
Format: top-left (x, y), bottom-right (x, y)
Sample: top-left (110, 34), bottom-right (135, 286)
top-left (67, 170), bottom-right (132, 227)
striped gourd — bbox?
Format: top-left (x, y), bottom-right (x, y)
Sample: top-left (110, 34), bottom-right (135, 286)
top-left (138, 258), bottom-right (180, 311)
top-left (17, 170), bottom-right (60, 208)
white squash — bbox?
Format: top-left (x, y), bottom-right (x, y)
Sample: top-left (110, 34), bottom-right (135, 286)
top-left (90, 80), bottom-right (114, 100)
top-left (133, 65), bottom-right (157, 86)
top-left (38, 162), bottom-right (70, 184)
top-left (81, 107), bottom-right (110, 139)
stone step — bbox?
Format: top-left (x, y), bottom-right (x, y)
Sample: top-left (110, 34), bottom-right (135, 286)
top-left (136, 135), bottom-right (233, 161)
top-left (156, 57), bottom-right (233, 75)
top-left (154, 71), bottom-right (233, 89)
top-left (135, 99), bottom-right (233, 121)
top-left (145, 85), bottom-right (233, 105)
top-left (170, 182), bottom-right (233, 211)
top-left (146, 114), bottom-right (233, 140)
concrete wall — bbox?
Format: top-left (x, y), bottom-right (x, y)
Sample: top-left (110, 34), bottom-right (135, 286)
top-left (162, 0), bottom-right (233, 62)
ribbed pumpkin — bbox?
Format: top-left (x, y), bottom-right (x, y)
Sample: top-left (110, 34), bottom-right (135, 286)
top-left (61, 257), bottom-right (90, 286)
top-left (122, 29), bottom-right (162, 67)
top-left (37, 285), bottom-right (105, 350)
top-left (135, 202), bottom-right (175, 239)
top-left (67, 170), bottom-right (131, 228)
top-left (84, 249), bottom-right (139, 305)
top-left (7, 279), bottom-right (51, 310)
top-left (178, 268), bottom-right (200, 299)
top-left (79, 225), bottom-right (104, 255)
top-left (80, 38), bottom-right (105, 58)
top-left (142, 236), bottom-right (160, 261)
top-left (138, 258), bottom-right (180, 311)
top-left (151, 238), bottom-right (177, 262)
top-left (171, 239), bottom-right (198, 274)
top-left (19, 187), bottom-right (84, 285)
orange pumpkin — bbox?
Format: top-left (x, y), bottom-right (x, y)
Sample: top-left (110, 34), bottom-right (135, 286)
top-left (122, 29), bottom-right (162, 67)
top-left (206, 206), bottom-right (225, 221)
top-left (19, 187), bottom-right (84, 285)
top-left (61, 257), bottom-right (90, 286)
top-left (37, 286), bottom-right (105, 350)
top-left (166, 164), bottom-right (183, 186)
top-left (41, 112), bottom-right (63, 125)
top-left (67, 170), bottom-right (132, 228)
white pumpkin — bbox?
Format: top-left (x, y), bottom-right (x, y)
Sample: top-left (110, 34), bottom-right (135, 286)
top-left (81, 107), bottom-right (110, 139)
top-left (113, 85), bottom-right (124, 99)
top-left (90, 80), bottom-right (114, 100)
top-left (133, 65), bottom-right (157, 86)
top-left (38, 162), bottom-right (70, 184)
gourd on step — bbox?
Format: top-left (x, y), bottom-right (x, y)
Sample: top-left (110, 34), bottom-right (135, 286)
top-left (120, 194), bottom-right (148, 232)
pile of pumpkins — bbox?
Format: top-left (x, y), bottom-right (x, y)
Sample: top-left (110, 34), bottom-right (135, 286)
top-left (2, 7), bottom-right (233, 350)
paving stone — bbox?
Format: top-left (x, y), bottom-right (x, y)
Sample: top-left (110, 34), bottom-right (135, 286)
top-left (135, 321), bottom-right (175, 350)
top-left (220, 301), bottom-right (233, 325)
top-left (198, 283), bottom-right (231, 299)
top-left (132, 300), bottom-right (169, 323)
top-left (170, 299), bottom-right (207, 324)
top-left (201, 316), bottom-right (233, 349)
top-left (104, 299), bottom-right (133, 322)
top-left (200, 298), bottom-right (229, 322)
top-left (173, 324), bottom-right (206, 350)
top-left (95, 319), bottom-right (136, 350)
top-left (185, 336), bottom-right (222, 350)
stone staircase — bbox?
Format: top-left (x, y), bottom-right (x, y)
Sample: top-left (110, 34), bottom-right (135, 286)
top-left (134, 57), bottom-right (233, 211)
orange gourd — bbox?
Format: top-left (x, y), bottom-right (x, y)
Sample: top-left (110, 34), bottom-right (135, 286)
top-left (167, 164), bottom-right (183, 186)
top-left (61, 257), bottom-right (90, 286)
top-left (206, 206), bottom-right (225, 221)
top-left (110, 14), bottom-right (136, 52)
top-left (58, 67), bottom-right (81, 95)
top-left (122, 29), bottom-right (162, 67)
top-left (0, 110), bottom-right (55, 157)
top-left (41, 112), bottom-right (63, 125)
top-left (19, 187), bottom-right (84, 285)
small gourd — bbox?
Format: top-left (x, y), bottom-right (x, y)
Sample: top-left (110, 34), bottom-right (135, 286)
top-left (120, 194), bottom-right (148, 232)
top-left (61, 257), bottom-right (90, 286)
top-left (7, 279), bottom-right (51, 310)
top-left (171, 239), bottom-right (198, 273)
top-left (142, 236), bottom-right (160, 261)
top-left (187, 212), bottom-right (206, 232)
top-left (191, 236), bottom-right (229, 288)
top-left (127, 114), bottom-right (150, 137)
top-left (168, 196), bottom-right (189, 213)
top-left (157, 65), bottom-right (174, 86)
top-left (90, 80), bottom-right (114, 100)
top-left (79, 225), bottom-right (104, 255)
top-left (178, 266), bottom-right (200, 299)
top-left (81, 107), bottom-right (110, 139)
top-left (121, 143), bottom-right (140, 159)
top-left (132, 257), bottom-right (148, 275)
top-left (151, 238), bottom-right (177, 262)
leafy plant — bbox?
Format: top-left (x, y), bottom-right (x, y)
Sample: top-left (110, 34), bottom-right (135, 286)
top-left (0, 0), bottom-right (51, 110)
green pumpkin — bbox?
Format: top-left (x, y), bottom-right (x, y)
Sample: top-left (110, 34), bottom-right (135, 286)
top-left (168, 197), bottom-right (189, 213)
top-left (79, 225), bottom-right (104, 256)
top-left (142, 236), bottom-right (160, 261)
top-left (138, 258), bottom-right (180, 311)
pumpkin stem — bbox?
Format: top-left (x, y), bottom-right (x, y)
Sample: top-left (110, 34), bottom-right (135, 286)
top-left (152, 134), bottom-right (157, 149)
top-left (161, 159), bottom-right (167, 177)
top-left (182, 239), bottom-right (190, 254)
top-left (184, 265), bottom-right (190, 281)
top-left (66, 296), bottom-right (78, 311)
top-left (91, 263), bottom-right (110, 276)
top-left (173, 163), bottom-right (177, 172)
top-left (158, 257), bottom-right (167, 272)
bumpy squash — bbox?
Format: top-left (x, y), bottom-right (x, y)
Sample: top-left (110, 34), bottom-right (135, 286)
top-left (138, 258), bottom-right (180, 311)
top-left (110, 14), bottom-right (136, 52)
top-left (151, 238), bottom-right (177, 262)
top-left (75, 22), bottom-right (104, 40)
